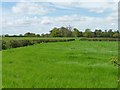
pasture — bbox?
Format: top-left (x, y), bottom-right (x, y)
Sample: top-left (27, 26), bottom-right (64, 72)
top-left (2, 39), bottom-right (118, 88)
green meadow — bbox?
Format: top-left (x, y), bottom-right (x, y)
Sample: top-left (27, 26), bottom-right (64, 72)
top-left (2, 40), bottom-right (118, 88)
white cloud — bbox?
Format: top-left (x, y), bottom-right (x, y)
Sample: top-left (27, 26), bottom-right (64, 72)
top-left (12, 2), bottom-right (55, 15)
top-left (2, 12), bottom-right (118, 35)
top-left (40, 17), bottom-right (53, 25)
top-left (52, 1), bottom-right (117, 13)
top-left (2, 1), bottom-right (118, 35)
top-left (6, 0), bottom-right (118, 14)
top-left (2, 0), bottom-right (119, 2)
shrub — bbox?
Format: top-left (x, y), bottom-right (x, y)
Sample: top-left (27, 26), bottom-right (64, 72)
top-left (1, 40), bottom-right (5, 50)
top-left (20, 40), bottom-right (34, 46)
top-left (80, 38), bottom-right (119, 41)
top-left (10, 40), bottom-right (22, 48)
top-left (2, 38), bottom-right (76, 50)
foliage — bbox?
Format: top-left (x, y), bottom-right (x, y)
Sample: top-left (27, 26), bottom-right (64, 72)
top-left (83, 29), bottom-right (94, 37)
top-left (80, 38), bottom-right (119, 41)
top-left (1, 38), bottom-right (75, 50)
top-left (3, 27), bottom-right (120, 38)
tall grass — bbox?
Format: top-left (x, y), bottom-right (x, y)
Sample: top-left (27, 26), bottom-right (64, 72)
top-left (2, 41), bottom-right (118, 88)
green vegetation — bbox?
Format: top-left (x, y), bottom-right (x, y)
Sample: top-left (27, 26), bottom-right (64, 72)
top-left (1, 37), bottom-right (75, 50)
top-left (3, 26), bottom-right (120, 38)
top-left (80, 37), bottom-right (119, 41)
top-left (2, 40), bottom-right (118, 88)
top-left (1, 37), bottom-right (119, 50)
top-left (0, 51), bottom-right (1, 89)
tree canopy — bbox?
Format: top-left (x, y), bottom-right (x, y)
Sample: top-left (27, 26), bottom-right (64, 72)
top-left (3, 26), bottom-right (120, 38)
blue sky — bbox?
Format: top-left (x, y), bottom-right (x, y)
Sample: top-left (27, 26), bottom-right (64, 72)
top-left (1, 0), bottom-right (118, 35)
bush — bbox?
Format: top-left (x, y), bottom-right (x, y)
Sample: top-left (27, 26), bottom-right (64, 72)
top-left (80, 38), bottom-right (119, 41)
top-left (1, 40), bottom-right (5, 50)
top-left (2, 38), bottom-right (75, 50)
top-left (20, 40), bottom-right (34, 46)
top-left (10, 40), bottom-right (22, 48)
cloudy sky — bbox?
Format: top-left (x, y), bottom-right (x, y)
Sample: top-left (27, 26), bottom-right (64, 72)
top-left (1, 0), bottom-right (119, 35)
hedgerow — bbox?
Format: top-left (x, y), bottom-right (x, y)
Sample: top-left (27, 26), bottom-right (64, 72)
top-left (2, 39), bottom-right (75, 50)
top-left (80, 38), bottom-right (119, 41)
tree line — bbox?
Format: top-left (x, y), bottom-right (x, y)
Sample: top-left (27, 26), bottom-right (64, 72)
top-left (3, 26), bottom-right (120, 38)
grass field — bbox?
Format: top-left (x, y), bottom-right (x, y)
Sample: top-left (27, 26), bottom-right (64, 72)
top-left (2, 40), bottom-right (118, 88)
top-left (0, 51), bottom-right (1, 89)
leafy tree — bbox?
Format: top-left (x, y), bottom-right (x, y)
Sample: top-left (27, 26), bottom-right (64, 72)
top-left (102, 30), bottom-right (109, 37)
top-left (59, 27), bottom-right (72, 37)
top-left (50, 27), bottom-right (60, 37)
top-left (44, 33), bottom-right (50, 37)
top-left (108, 29), bottom-right (114, 37)
top-left (83, 29), bottom-right (94, 37)
top-left (36, 34), bottom-right (40, 37)
top-left (41, 33), bottom-right (45, 37)
top-left (24, 32), bottom-right (36, 37)
top-left (50, 27), bottom-right (72, 37)
top-left (72, 28), bottom-right (80, 37)
top-left (19, 34), bottom-right (23, 37)
top-left (5, 34), bottom-right (9, 37)
top-left (94, 29), bottom-right (102, 37)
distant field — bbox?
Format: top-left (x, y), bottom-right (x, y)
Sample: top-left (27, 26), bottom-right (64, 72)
top-left (2, 40), bottom-right (118, 88)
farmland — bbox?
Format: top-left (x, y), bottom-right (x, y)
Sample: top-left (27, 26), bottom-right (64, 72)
top-left (2, 38), bottom-right (118, 88)
top-left (2, 1), bottom-right (119, 88)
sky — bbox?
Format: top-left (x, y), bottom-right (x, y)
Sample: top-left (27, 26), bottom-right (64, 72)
top-left (1, 0), bottom-right (119, 35)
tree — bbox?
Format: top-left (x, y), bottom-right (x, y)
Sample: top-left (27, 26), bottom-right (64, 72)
top-left (19, 34), bottom-right (23, 37)
top-left (5, 34), bottom-right (9, 37)
top-left (83, 29), bottom-right (94, 37)
top-left (44, 33), bottom-right (50, 37)
top-left (102, 30), bottom-right (109, 37)
top-left (59, 27), bottom-right (72, 37)
top-left (50, 27), bottom-right (72, 37)
top-left (108, 29), bottom-right (114, 37)
top-left (24, 32), bottom-right (36, 37)
top-left (36, 34), bottom-right (40, 37)
top-left (72, 28), bottom-right (80, 37)
top-left (41, 33), bottom-right (45, 37)
top-left (50, 27), bottom-right (60, 37)
top-left (94, 29), bottom-right (102, 37)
